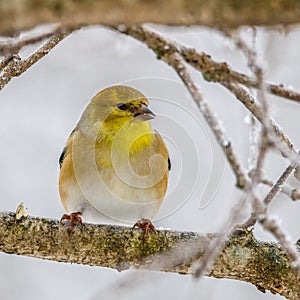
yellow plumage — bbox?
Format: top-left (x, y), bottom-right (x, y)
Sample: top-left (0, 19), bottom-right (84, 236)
top-left (59, 85), bottom-right (169, 231)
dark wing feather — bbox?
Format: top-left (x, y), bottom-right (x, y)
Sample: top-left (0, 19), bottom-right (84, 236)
top-left (154, 130), bottom-right (171, 172)
top-left (59, 146), bottom-right (67, 169)
top-left (59, 129), bottom-right (76, 169)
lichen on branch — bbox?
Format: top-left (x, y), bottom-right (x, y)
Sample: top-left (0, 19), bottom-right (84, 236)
top-left (0, 212), bottom-right (299, 299)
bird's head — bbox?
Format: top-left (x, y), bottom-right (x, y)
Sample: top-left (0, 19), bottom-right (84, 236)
top-left (77, 85), bottom-right (155, 138)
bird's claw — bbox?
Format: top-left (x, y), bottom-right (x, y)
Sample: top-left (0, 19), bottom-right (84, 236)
top-left (60, 212), bottom-right (82, 232)
top-left (132, 218), bottom-right (157, 239)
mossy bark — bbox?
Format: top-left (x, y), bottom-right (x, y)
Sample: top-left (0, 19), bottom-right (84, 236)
top-left (0, 212), bottom-right (299, 299)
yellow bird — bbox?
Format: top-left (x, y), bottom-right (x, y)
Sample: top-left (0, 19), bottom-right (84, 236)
top-left (59, 85), bottom-right (170, 237)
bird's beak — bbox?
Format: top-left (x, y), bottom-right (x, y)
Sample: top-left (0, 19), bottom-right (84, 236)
top-left (134, 104), bottom-right (155, 121)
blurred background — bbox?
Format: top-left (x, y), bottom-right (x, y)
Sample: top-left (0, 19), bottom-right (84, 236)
top-left (1, 25), bottom-right (300, 299)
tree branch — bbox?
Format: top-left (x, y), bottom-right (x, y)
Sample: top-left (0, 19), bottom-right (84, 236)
top-left (113, 24), bottom-right (300, 279)
top-left (0, 212), bottom-right (299, 299)
top-left (1, 0), bottom-right (300, 35)
top-left (0, 27), bottom-right (75, 91)
top-left (166, 52), bottom-right (248, 189)
top-left (1, 21), bottom-right (300, 299)
top-left (112, 25), bottom-right (300, 104)
top-left (261, 176), bottom-right (300, 201)
top-left (0, 26), bottom-right (68, 56)
top-left (223, 82), bottom-right (298, 156)
top-left (112, 24), bottom-right (299, 179)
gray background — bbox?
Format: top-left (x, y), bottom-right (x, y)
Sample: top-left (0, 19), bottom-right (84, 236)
top-left (1, 25), bottom-right (300, 299)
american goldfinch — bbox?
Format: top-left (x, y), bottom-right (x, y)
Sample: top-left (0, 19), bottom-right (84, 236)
top-left (59, 85), bottom-right (170, 237)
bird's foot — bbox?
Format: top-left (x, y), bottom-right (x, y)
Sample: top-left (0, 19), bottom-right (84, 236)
top-left (60, 212), bottom-right (82, 232)
top-left (132, 218), bottom-right (157, 239)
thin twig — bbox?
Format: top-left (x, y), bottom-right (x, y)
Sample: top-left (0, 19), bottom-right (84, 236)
top-left (0, 26), bottom-right (64, 56)
top-left (113, 24), bottom-right (299, 163)
top-left (0, 27), bottom-right (76, 91)
top-left (231, 31), bottom-right (270, 184)
top-left (169, 52), bottom-right (249, 188)
top-left (192, 195), bottom-right (249, 278)
top-left (264, 163), bottom-right (297, 205)
top-left (247, 114), bottom-right (260, 173)
top-left (261, 176), bottom-right (300, 201)
top-left (232, 31), bottom-right (270, 239)
top-left (112, 25), bottom-right (300, 104)
top-left (114, 25), bottom-right (300, 276)
top-left (219, 32), bottom-right (300, 203)
top-left (182, 46), bottom-right (300, 103)
top-left (223, 82), bottom-right (297, 155)
top-left (227, 33), bottom-right (299, 207)
top-left (165, 51), bottom-right (251, 277)
top-left (115, 25), bottom-right (249, 189)
top-left (231, 33), bottom-right (300, 275)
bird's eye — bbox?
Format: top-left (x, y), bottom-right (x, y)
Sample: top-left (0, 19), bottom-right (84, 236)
top-left (116, 103), bottom-right (127, 111)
